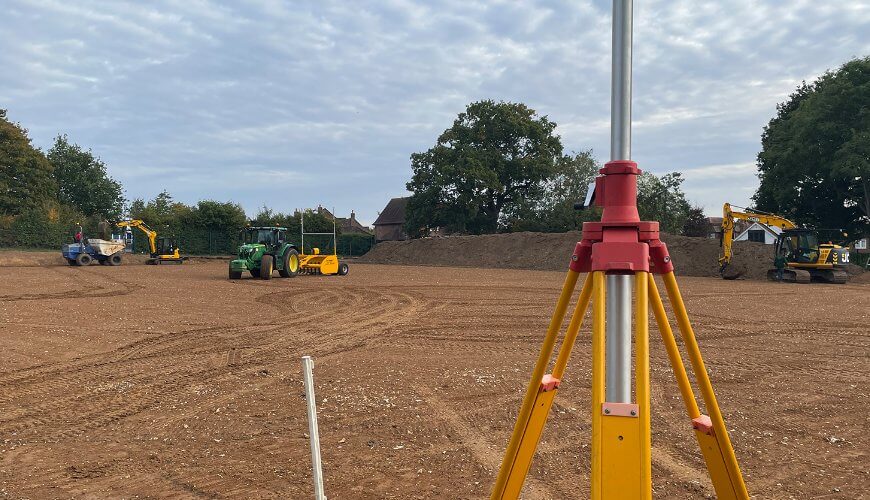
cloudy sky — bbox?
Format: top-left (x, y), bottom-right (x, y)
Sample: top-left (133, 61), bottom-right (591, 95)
top-left (2, 1), bottom-right (868, 224)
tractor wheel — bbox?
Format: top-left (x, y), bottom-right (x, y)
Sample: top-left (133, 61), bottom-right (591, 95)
top-left (279, 249), bottom-right (300, 278)
top-left (229, 269), bottom-right (242, 280)
top-left (260, 254), bottom-right (274, 280)
top-left (250, 270), bottom-right (258, 277)
top-left (75, 253), bottom-right (92, 266)
top-left (337, 262), bottom-right (349, 276)
top-left (108, 253), bottom-right (123, 266)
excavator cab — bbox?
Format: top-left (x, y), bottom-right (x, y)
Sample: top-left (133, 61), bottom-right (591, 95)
top-left (771, 228), bottom-right (849, 283)
top-left (155, 237), bottom-right (178, 257)
top-left (777, 229), bottom-right (820, 264)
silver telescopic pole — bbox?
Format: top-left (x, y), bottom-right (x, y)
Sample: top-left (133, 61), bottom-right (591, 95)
top-left (605, 0), bottom-right (634, 403)
top-left (302, 356), bottom-right (326, 500)
top-left (611, 0), bottom-right (632, 160)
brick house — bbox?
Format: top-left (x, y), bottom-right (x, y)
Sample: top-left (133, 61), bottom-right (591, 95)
top-left (314, 205), bottom-right (372, 235)
top-left (373, 197), bottom-right (409, 242)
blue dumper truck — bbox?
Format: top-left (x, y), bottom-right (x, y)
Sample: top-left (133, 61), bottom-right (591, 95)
top-left (62, 239), bottom-right (127, 266)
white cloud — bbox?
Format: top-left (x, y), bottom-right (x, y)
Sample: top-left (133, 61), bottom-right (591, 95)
top-left (1, 0), bottom-right (867, 223)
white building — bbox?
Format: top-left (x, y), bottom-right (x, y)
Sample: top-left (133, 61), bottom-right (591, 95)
top-left (734, 222), bottom-right (782, 244)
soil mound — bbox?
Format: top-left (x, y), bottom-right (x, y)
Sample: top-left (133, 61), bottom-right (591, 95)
top-left (358, 231), bottom-right (858, 281)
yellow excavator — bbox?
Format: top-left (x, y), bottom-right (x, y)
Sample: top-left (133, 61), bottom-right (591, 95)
top-left (116, 219), bottom-right (186, 265)
top-left (719, 203), bottom-right (850, 283)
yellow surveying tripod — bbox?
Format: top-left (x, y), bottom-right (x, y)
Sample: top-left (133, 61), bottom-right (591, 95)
top-left (491, 1), bottom-right (748, 499)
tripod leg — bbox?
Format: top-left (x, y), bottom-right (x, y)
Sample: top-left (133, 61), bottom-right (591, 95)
top-left (591, 271), bottom-right (605, 500)
top-left (662, 272), bottom-right (749, 500)
top-left (652, 275), bottom-right (736, 490)
top-left (498, 273), bottom-right (594, 498)
top-left (648, 274), bottom-right (700, 418)
top-left (635, 271), bottom-right (652, 497)
top-left (491, 270), bottom-right (583, 499)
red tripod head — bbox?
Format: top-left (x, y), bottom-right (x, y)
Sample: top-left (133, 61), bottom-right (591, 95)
top-left (570, 160), bottom-right (673, 275)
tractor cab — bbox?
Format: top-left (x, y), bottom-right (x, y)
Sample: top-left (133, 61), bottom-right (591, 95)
top-left (243, 227), bottom-right (287, 248)
top-left (229, 226), bottom-right (300, 280)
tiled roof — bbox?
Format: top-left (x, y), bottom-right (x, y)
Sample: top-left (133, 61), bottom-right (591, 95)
top-left (373, 197), bottom-right (409, 226)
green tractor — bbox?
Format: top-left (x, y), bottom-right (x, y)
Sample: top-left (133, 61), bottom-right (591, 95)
top-left (229, 226), bottom-right (301, 280)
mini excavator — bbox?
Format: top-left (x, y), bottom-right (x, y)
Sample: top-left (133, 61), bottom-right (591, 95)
top-left (116, 219), bottom-right (186, 265)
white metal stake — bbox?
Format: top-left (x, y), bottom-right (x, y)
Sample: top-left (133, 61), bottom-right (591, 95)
top-left (301, 356), bottom-right (326, 500)
top-left (605, 0), bottom-right (634, 404)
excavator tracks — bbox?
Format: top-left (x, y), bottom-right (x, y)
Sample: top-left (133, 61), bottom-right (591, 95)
top-left (767, 268), bottom-right (812, 284)
top-left (766, 268), bottom-right (849, 284)
top-left (811, 269), bottom-right (849, 284)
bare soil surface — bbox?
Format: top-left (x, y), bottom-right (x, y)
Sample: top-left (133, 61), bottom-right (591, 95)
top-left (1, 262), bottom-right (867, 498)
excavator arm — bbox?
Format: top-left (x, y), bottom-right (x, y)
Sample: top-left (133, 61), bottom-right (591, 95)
top-left (116, 219), bottom-right (158, 257)
top-left (719, 203), bottom-right (796, 270)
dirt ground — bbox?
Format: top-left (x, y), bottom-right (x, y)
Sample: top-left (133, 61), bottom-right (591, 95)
top-left (1, 260), bottom-right (867, 499)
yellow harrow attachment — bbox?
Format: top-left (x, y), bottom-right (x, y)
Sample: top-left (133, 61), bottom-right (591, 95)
top-left (299, 209), bottom-right (350, 276)
top-left (299, 248), bottom-right (347, 275)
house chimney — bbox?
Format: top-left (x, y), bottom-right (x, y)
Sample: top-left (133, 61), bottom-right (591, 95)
top-left (350, 210), bottom-right (356, 221)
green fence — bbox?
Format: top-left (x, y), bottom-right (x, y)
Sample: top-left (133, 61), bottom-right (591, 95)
top-left (1, 216), bottom-right (375, 258)
top-left (127, 229), bottom-right (374, 257)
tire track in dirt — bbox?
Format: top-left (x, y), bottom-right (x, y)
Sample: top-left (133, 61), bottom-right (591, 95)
top-left (0, 266), bottom-right (141, 302)
top-left (0, 323), bottom-right (271, 389)
top-left (412, 383), bottom-right (555, 499)
top-left (0, 284), bottom-right (367, 392)
top-left (1, 284), bottom-right (434, 497)
top-left (0, 325), bottom-right (295, 439)
top-left (0, 299), bottom-right (299, 437)
top-left (0, 285), bottom-right (429, 445)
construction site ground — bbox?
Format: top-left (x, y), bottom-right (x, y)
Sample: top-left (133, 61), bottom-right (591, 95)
top-left (1, 258), bottom-right (867, 498)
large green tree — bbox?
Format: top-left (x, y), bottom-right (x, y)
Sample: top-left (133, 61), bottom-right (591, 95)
top-left (406, 100), bottom-right (563, 235)
top-left (754, 57), bottom-right (870, 236)
top-left (127, 191), bottom-right (190, 236)
top-left (47, 135), bottom-right (124, 219)
top-left (681, 206), bottom-right (710, 237)
top-left (0, 109), bottom-right (57, 215)
top-left (506, 150), bottom-right (601, 232)
top-left (636, 172), bottom-right (692, 234)
top-left (188, 200), bottom-right (247, 230)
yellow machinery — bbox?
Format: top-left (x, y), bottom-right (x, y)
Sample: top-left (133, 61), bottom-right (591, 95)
top-left (116, 219), bottom-right (186, 265)
top-left (719, 203), bottom-right (850, 283)
top-left (298, 211), bottom-right (349, 276)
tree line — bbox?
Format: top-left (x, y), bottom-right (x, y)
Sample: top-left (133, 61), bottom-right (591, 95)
top-left (404, 100), bottom-right (707, 238)
top-left (0, 109), bottom-right (371, 255)
top-left (754, 56), bottom-right (869, 239)
top-left (404, 57), bottom-right (868, 241)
